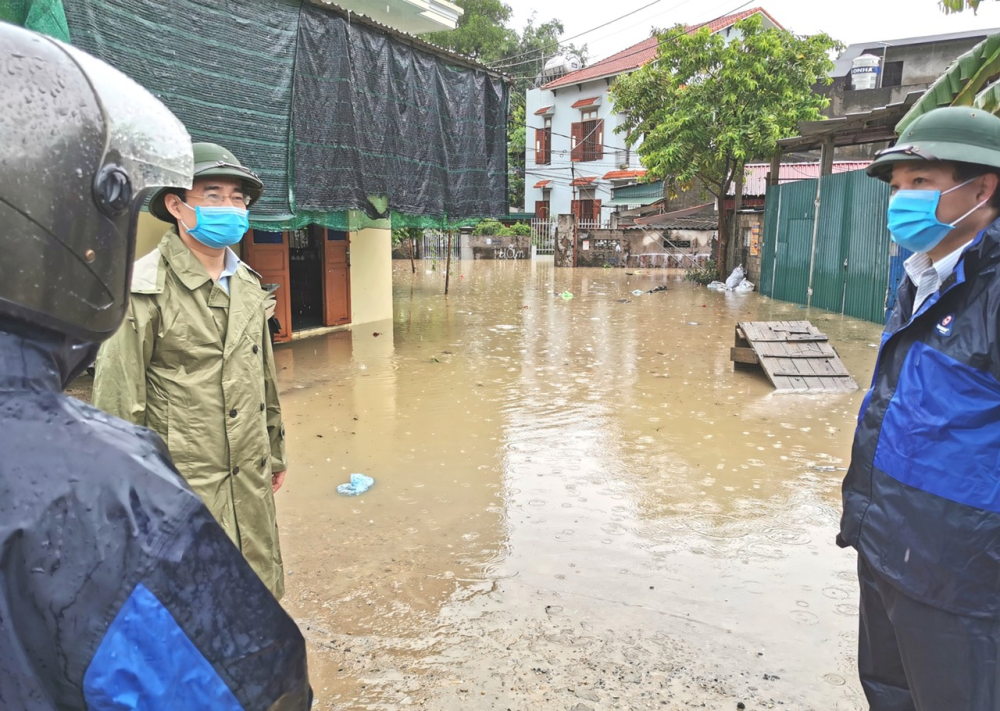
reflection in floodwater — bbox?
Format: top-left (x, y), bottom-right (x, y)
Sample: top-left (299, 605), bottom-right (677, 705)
top-left (275, 261), bottom-right (880, 710)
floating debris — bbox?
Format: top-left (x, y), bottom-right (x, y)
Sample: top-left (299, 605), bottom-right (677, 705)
top-left (337, 473), bottom-right (374, 496)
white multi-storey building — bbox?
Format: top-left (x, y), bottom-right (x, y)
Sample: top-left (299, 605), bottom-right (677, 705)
top-left (524, 7), bottom-right (781, 223)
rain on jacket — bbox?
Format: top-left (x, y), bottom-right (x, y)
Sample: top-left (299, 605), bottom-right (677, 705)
top-left (839, 218), bottom-right (1000, 618)
top-left (0, 327), bottom-right (310, 710)
top-left (93, 230), bottom-right (287, 598)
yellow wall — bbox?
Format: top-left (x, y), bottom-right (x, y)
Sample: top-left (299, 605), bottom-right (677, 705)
top-left (350, 227), bottom-right (393, 325)
top-left (135, 212), bottom-right (172, 259)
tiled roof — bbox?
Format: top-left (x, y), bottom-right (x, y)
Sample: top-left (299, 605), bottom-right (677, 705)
top-left (543, 8), bottom-right (782, 90)
top-left (570, 176), bottom-right (598, 186)
top-left (571, 96), bottom-right (601, 109)
top-left (603, 169), bottom-right (647, 180)
top-left (534, 179), bottom-right (552, 188)
top-left (534, 105), bottom-right (554, 115)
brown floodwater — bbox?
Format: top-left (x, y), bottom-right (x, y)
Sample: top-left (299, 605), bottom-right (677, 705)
top-left (270, 260), bottom-right (883, 710)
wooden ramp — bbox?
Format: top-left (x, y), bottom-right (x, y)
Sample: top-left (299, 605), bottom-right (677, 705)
top-left (731, 321), bottom-right (858, 393)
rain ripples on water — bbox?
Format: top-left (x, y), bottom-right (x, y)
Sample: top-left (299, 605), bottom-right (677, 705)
top-left (271, 260), bottom-right (880, 709)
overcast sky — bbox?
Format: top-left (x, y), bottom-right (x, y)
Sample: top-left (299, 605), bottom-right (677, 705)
top-left (507, 0), bottom-right (1000, 65)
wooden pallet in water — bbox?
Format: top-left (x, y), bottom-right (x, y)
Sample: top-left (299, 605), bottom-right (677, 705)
top-left (731, 321), bottom-right (858, 393)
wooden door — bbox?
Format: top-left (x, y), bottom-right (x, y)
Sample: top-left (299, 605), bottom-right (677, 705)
top-left (321, 229), bottom-right (351, 326)
top-left (242, 230), bottom-right (292, 343)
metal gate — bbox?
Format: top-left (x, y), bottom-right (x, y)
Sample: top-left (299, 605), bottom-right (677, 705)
top-left (421, 232), bottom-right (461, 260)
top-left (531, 218), bottom-right (556, 256)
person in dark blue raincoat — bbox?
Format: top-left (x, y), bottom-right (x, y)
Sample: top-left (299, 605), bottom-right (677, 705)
top-left (0, 22), bottom-right (311, 710)
top-left (839, 106), bottom-right (1000, 710)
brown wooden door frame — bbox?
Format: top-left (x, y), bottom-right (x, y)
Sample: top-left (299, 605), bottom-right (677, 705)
top-left (242, 229), bottom-right (293, 343)
top-left (320, 228), bottom-right (351, 326)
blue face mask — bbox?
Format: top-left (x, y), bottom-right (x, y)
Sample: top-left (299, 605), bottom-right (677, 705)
top-left (887, 177), bottom-right (986, 253)
top-left (181, 203), bottom-right (250, 250)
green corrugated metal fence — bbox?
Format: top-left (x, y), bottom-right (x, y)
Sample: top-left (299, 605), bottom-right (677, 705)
top-left (760, 170), bottom-right (893, 324)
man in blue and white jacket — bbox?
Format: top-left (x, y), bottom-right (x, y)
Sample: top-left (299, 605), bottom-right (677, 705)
top-left (840, 106), bottom-right (1000, 709)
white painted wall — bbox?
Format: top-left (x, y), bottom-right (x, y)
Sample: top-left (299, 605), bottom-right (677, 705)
top-left (525, 78), bottom-right (636, 223)
top-left (523, 11), bottom-right (780, 222)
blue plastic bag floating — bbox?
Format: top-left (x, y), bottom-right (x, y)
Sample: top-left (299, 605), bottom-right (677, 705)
top-left (337, 473), bottom-right (375, 496)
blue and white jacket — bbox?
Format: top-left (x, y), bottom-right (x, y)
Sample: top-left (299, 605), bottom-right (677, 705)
top-left (839, 218), bottom-right (1000, 618)
top-left (0, 328), bottom-right (311, 710)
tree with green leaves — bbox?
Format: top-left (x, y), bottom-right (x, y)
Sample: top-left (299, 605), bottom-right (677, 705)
top-left (424, 0), bottom-right (517, 63)
top-left (940, 0), bottom-right (993, 12)
top-left (611, 15), bottom-right (838, 274)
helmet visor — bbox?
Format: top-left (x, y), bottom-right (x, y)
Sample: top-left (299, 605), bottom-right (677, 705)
top-left (56, 40), bottom-right (193, 195)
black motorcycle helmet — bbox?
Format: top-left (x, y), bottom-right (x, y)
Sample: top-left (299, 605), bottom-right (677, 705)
top-left (0, 22), bottom-right (193, 342)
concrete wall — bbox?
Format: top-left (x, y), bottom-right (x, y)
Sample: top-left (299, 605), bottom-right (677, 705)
top-left (734, 212), bottom-right (764, 284)
top-left (351, 227), bottom-right (393, 325)
top-left (465, 234), bottom-right (530, 259)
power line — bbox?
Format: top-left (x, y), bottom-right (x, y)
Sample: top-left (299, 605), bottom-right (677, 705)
top-left (503, 0), bottom-right (755, 82)
top-left (491, 0), bottom-right (668, 70)
top-left (492, 0), bottom-right (705, 73)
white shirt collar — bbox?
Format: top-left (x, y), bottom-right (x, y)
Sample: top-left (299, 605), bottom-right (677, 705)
top-left (903, 239), bottom-right (972, 314)
top-left (216, 248), bottom-right (240, 294)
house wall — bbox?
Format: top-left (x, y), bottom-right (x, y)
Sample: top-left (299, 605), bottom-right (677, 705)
top-left (525, 79), bottom-right (634, 224)
top-left (350, 227), bottom-right (394, 325)
top-left (734, 213), bottom-right (764, 283)
top-left (524, 14), bottom-right (781, 227)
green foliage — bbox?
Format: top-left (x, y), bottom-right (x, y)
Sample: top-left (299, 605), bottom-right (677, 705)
top-left (508, 101), bottom-right (526, 207)
top-left (612, 15), bottom-right (839, 201)
top-left (392, 227), bottom-right (423, 245)
top-left (685, 259), bottom-right (718, 285)
top-left (471, 219), bottom-right (530, 236)
top-left (940, 0), bottom-right (991, 12)
top-left (473, 218), bottom-right (506, 235)
top-left (424, 0), bottom-right (517, 62)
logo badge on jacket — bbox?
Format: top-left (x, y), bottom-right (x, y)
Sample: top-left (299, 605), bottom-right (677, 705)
top-left (936, 313), bottom-right (954, 337)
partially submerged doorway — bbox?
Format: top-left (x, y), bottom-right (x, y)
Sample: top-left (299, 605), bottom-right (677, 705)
top-left (290, 227), bottom-right (324, 331)
top-left (241, 225), bottom-right (352, 341)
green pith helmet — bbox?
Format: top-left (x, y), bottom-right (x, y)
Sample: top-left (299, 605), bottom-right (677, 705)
top-left (868, 107), bottom-right (1000, 182)
top-left (148, 142), bottom-right (264, 221)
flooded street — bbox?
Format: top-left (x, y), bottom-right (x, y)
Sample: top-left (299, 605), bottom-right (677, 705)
top-left (272, 260), bottom-right (882, 710)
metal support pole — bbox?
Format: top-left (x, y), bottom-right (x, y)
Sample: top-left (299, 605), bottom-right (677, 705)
top-left (444, 229), bottom-right (453, 295)
top-left (806, 138), bottom-right (833, 308)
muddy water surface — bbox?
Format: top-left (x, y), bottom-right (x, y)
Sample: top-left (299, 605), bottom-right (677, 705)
top-left (275, 261), bottom-right (882, 710)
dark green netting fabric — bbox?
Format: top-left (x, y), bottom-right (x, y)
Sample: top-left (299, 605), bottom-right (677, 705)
top-left (0, 0), bottom-right (70, 40)
top-left (62, 0), bottom-right (300, 221)
top-left (292, 4), bottom-right (508, 222)
top-left (55, 0), bottom-right (507, 231)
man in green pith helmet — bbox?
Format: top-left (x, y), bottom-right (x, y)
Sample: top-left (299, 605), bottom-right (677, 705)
top-left (838, 106), bottom-right (1000, 709)
top-left (93, 142), bottom-right (289, 599)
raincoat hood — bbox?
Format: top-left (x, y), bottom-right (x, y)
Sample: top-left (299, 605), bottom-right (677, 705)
top-left (0, 323), bottom-right (98, 393)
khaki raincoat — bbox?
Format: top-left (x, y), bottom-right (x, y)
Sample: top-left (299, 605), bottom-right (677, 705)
top-left (93, 230), bottom-right (287, 598)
